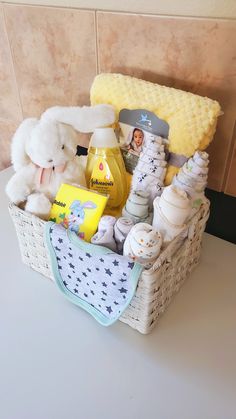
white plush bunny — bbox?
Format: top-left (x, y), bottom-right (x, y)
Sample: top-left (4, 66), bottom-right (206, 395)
top-left (6, 104), bottom-right (115, 219)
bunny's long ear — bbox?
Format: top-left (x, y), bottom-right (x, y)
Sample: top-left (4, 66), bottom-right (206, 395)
top-left (83, 201), bottom-right (97, 209)
top-left (41, 104), bottom-right (115, 133)
top-left (11, 118), bottom-right (39, 171)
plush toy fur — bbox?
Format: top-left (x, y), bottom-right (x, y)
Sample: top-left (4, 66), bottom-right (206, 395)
top-left (6, 104), bottom-right (115, 219)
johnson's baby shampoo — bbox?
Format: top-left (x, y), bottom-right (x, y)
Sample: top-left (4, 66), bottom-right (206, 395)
top-left (85, 128), bottom-right (127, 209)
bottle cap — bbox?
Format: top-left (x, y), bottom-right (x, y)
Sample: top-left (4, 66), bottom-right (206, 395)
top-left (90, 128), bottom-right (118, 148)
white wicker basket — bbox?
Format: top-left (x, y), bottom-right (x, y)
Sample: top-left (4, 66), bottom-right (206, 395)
top-left (8, 201), bottom-right (210, 334)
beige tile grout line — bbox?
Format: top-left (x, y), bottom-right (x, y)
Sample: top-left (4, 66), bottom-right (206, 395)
top-left (2, 1), bottom-right (235, 21)
top-left (2, 3), bottom-right (24, 122)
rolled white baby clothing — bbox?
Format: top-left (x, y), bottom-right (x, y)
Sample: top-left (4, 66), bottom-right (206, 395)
top-left (157, 185), bottom-right (191, 225)
top-left (152, 185), bottom-right (191, 244)
top-left (139, 153), bottom-right (167, 166)
top-left (123, 223), bottom-right (162, 269)
top-left (172, 175), bottom-right (206, 217)
top-left (192, 151), bottom-right (209, 167)
top-left (152, 200), bottom-right (186, 244)
top-left (141, 147), bottom-right (166, 161)
top-left (114, 217), bottom-right (134, 254)
top-left (181, 163), bottom-right (208, 186)
top-left (122, 190), bottom-right (153, 224)
top-left (91, 215), bottom-right (117, 251)
top-left (131, 171), bottom-right (164, 208)
top-left (135, 162), bottom-right (166, 182)
top-left (172, 151), bottom-right (209, 217)
top-left (178, 170), bottom-right (207, 191)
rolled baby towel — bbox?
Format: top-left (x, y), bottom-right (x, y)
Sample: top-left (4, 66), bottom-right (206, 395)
top-left (181, 151), bottom-right (209, 181)
top-left (141, 145), bottom-right (166, 161)
top-left (172, 175), bottom-right (196, 198)
top-left (158, 185), bottom-right (191, 225)
top-left (192, 151), bottom-right (209, 167)
top-left (139, 152), bottom-right (167, 166)
top-left (91, 215), bottom-right (117, 251)
top-left (172, 151), bottom-right (209, 217)
top-left (123, 223), bottom-right (162, 268)
top-left (131, 170), bottom-right (164, 207)
top-left (152, 185), bottom-right (191, 244)
top-left (135, 162), bottom-right (166, 182)
top-left (152, 199), bottom-right (186, 244)
top-left (131, 134), bottom-right (167, 207)
top-left (114, 217), bottom-right (134, 254)
top-left (172, 174), bottom-right (206, 217)
top-left (122, 190), bottom-right (153, 224)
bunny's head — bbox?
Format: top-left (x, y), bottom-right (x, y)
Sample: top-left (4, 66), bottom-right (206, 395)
top-left (11, 104), bottom-right (115, 171)
top-left (69, 200), bottom-right (97, 230)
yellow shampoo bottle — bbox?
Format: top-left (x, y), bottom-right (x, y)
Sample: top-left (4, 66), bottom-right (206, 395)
top-left (86, 128), bottom-right (127, 209)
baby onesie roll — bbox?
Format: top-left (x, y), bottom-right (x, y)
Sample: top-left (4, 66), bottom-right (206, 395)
top-left (122, 190), bottom-right (153, 224)
top-left (152, 185), bottom-right (191, 244)
top-left (131, 135), bottom-right (168, 206)
top-left (172, 151), bottom-right (209, 216)
top-left (123, 223), bottom-right (162, 269)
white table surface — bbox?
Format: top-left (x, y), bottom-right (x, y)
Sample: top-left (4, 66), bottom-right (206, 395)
top-left (0, 167), bottom-right (236, 419)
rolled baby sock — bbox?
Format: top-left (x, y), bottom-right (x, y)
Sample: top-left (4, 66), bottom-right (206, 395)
top-left (91, 215), bottom-right (117, 251)
top-left (114, 217), bottom-right (134, 254)
top-left (123, 223), bottom-right (162, 269)
top-left (122, 190), bottom-right (153, 224)
top-left (152, 185), bottom-right (191, 244)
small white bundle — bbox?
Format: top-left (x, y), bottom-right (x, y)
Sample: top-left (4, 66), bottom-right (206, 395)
top-left (123, 223), bottom-right (162, 269)
top-left (91, 215), bottom-right (117, 251)
top-left (114, 217), bottom-right (134, 254)
top-left (122, 190), bottom-right (153, 224)
top-left (172, 151), bottom-right (209, 215)
top-left (152, 185), bottom-right (191, 244)
top-left (131, 135), bottom-right (167, 206)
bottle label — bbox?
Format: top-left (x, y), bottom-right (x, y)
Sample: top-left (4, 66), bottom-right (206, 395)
top-left (90, 157), bottom-right (115, 201)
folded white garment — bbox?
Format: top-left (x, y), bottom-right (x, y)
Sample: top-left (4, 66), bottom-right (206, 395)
top-left (156, 185), bottom-right (191, 226)
top-left (126, 190), bottom-right (149, 217)
top-left (91, 215), bottom-right (117, 251)
top-left (145, 134), bottom-right (163, 146)
top-left (172, 175), bottom-right (196, 198)
top-left (131, 171), bottom-right (164, 208)
top-left (177, 169), bottom-right (207, 191)
top-left (192, 151), bottom-right (209, 167)
top-left (122, 190), bottom-right (153, 224)
top-left (114, 217), bottom-right (134, 254)
top-left (172, 175), bottom-right (205, 217)
top-left (139, 152), bottom-right (167, 166)
top-left (185, 159), bottom-right (208, 176)
top-left (182, 163), bottom-right (208, 184)
top-left (135, 161), bottom-right (167, 181)
top-left (152, 199), bottom-right (186, 244)
top-left (123, 223), bottom-right (162, 268)
top-left (122, 206), bottom-right (153, 225)
top-left (141, 147), bottom-right (166, 160)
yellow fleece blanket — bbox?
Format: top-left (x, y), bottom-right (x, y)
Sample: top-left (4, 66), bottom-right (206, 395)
top-left (90, 73), bottom-right (221, 184)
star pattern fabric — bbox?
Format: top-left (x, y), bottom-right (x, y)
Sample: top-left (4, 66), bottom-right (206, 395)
top-left (45, 223), bottom-right (143, 326)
